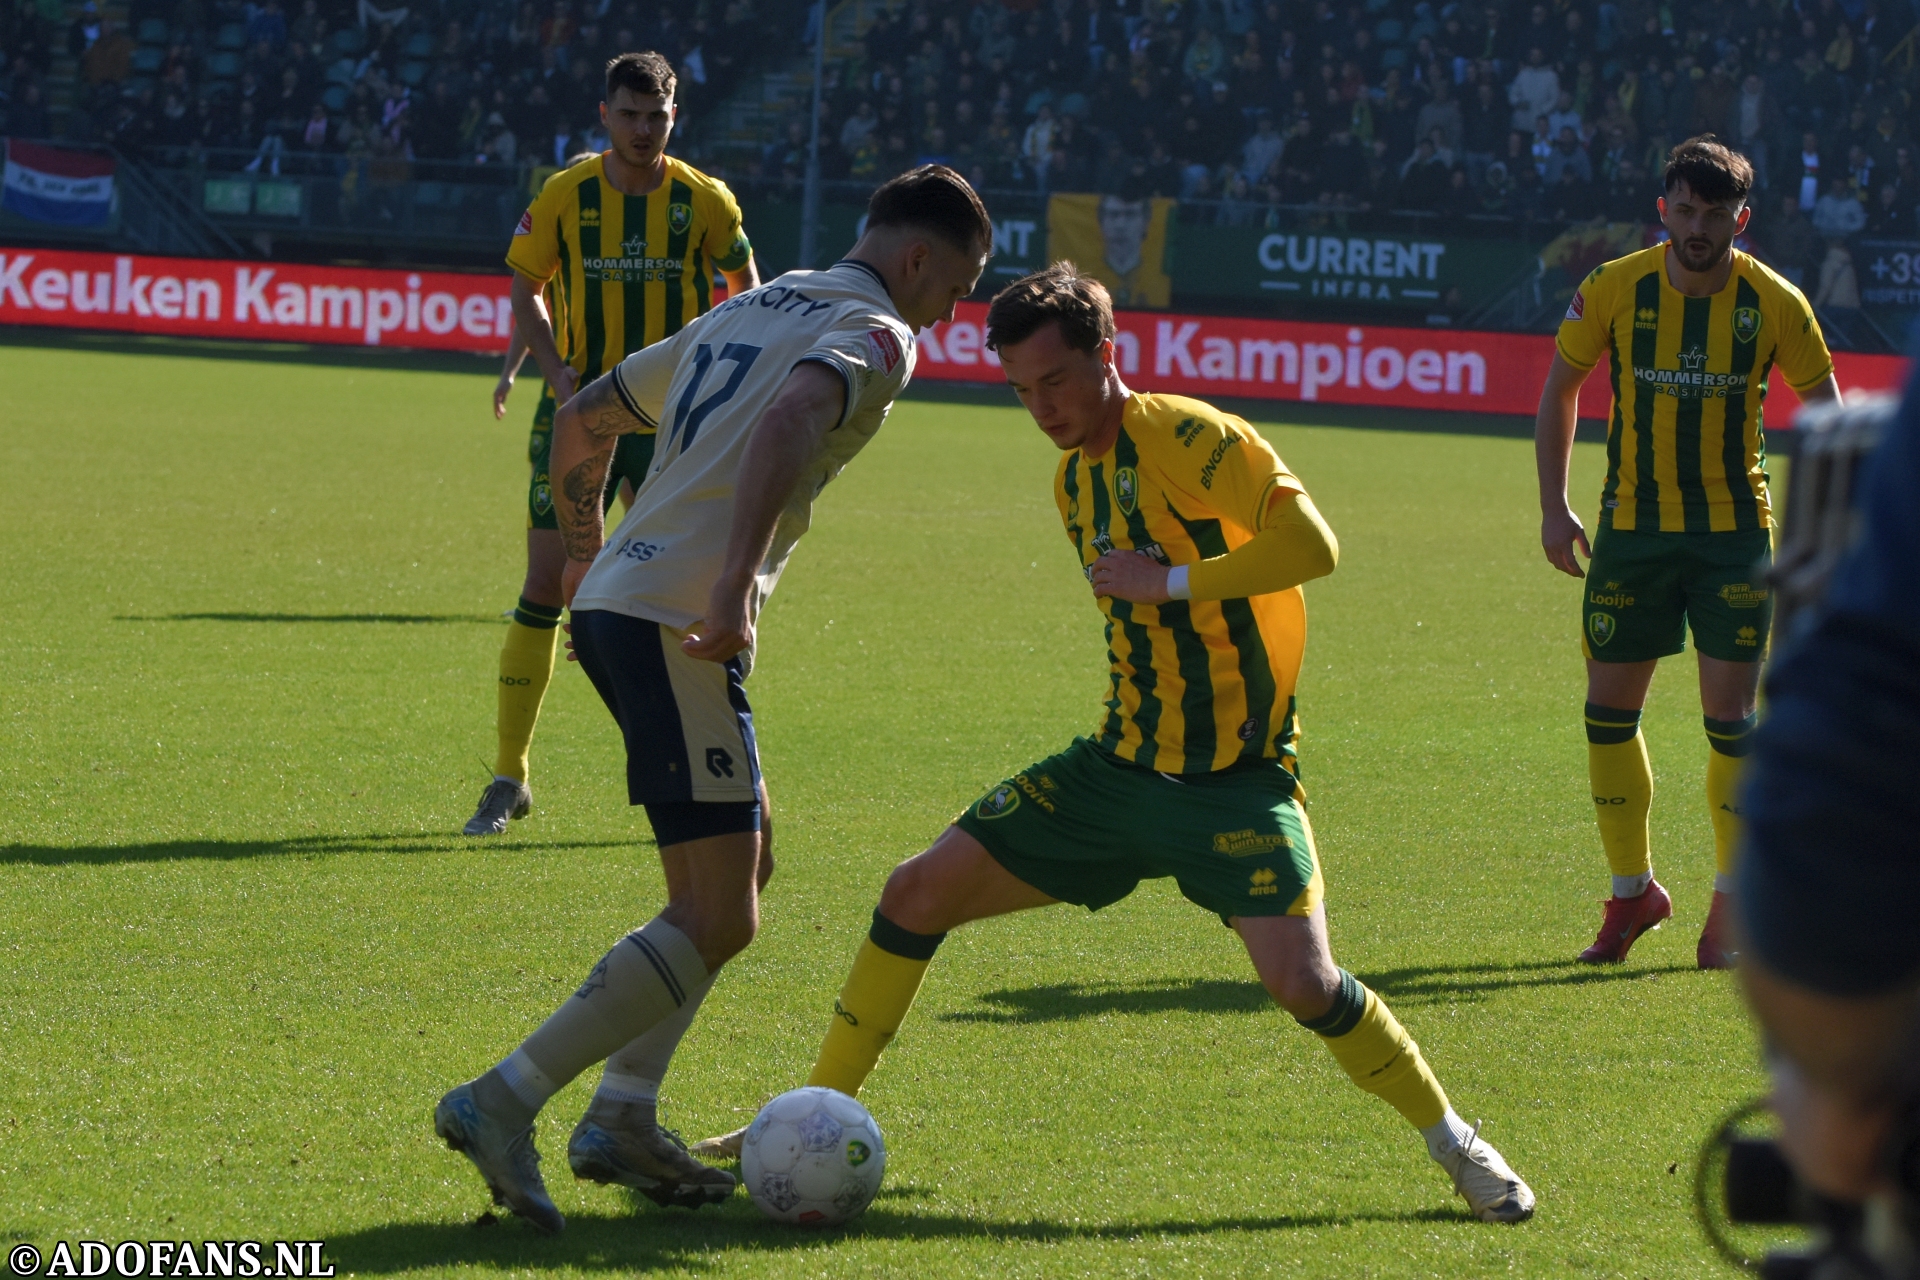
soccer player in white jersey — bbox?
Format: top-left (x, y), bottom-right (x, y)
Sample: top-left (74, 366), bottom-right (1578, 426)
top-left (432, 166), bottom-right (991, 1233)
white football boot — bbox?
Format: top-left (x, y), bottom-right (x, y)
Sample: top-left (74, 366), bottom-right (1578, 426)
top-left (434, 1082), bottom-right (565, 1233)
top-left (1435, 1122), bottom-right (1537, 1223)
top-left (686, 1123), bottom-right (749, 1162)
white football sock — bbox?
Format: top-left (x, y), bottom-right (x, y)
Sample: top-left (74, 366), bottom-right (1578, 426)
top-left (1421, 1108), bottom-right (1477, 1159)
top-left (512, 916), bottom-right (710, 1100)
top-left (596, 970), bottom-right (716, 1108)
top-left (1612, 871), bottom-right (1653, 899)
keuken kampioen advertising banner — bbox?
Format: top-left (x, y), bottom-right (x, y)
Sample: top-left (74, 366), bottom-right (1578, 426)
top-left (1, 250), bottom-right (1907, 417)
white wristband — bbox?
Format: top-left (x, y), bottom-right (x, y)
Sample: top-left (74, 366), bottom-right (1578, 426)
top-left (1166, 564), bottom-right (1191, 600)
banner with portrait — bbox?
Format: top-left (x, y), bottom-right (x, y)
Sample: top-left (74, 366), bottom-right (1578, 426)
top-left (1046, 193), bottom-right (1176, 309)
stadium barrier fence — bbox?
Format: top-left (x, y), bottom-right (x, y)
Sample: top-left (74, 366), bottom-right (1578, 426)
top-left (0, 248), bottom-right (1906, 417)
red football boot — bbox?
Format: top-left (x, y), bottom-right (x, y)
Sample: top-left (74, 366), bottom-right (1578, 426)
top-left (1697, 889), bottom-right (1738, 970)
top-left (1578, 879), bottom-right (1674, 963)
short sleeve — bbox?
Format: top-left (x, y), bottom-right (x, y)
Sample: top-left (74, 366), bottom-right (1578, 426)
top-left (702, 182), bottom-right (752, 273)
top-left (1554, 268), bottom-right (1609, 372)
top-left (1770, 285), bottom-right (1835, 393)
top-left (796, 321), bottom-right (913, 426)
top-left (609, 325), bottom-right (693, 431)
top-left (1162, 411), bottom-right (1300, 533)
top-left (505, 179), bottom-right (565, 283)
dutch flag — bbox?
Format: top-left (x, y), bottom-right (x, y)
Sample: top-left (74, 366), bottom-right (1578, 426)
top-left (3, 140), bottom-right (115, 228)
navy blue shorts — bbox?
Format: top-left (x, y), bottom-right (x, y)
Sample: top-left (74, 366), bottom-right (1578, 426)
top-left (570, 610), bottom-right (762, 839)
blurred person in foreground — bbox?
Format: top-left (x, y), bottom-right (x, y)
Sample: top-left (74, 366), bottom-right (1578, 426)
top-left (1741, 368), bottom-right (1920, 1210)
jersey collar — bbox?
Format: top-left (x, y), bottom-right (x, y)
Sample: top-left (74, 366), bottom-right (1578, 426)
top-left (832, 258), bottom-right (888, 290)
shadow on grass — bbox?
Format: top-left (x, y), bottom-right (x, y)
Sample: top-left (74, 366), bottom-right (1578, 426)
top-left (320, 1198), bottom-right (1467, 1272)
top-left (940, 959), bottom-right (1697, 1024)
top-left (117, 612), bottom-right (503, 625)
top-left (0, 832), bottom-right (634, 866)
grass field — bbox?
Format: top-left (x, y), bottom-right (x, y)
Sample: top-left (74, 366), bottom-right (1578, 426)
top-left (1, 336), bottom-right (1772, 1278)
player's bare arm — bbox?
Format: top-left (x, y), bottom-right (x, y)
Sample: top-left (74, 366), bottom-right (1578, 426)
top-left (494, 318), bottom-right (532, 419)
top-left (682, 361), bottom-right (848, 663)
top-left (1534, 352), bottom-right (1592, 578)
top-left (720, 256), bottom-right (761, 297)
top-left (509, 271), bottom-right (578, 406)
top-left (551, 373), bottom-right (645, 598)
top-left (1800, 374), bottom-right (1844, 406)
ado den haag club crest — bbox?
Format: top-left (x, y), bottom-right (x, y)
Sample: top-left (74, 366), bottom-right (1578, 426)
top-left (668, 201), bottom-right (692, 235)
top-left (1113, 466), bottom-right (1139, 516)
top-left (1588, 611), bottom-right (1616, 647)
top-left (976, 783), bottom-right (1020, 819)
top-left (1732, 306), bottom-right (1762, 344)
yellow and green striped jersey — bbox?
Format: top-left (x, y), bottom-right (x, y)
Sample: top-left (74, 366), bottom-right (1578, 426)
top-left (1056, 393), bottom-right (1308, 776)
top-left (1556, 243), bottom-right (1833, 532)
top-left (505, 154), bottom-right (751, 394)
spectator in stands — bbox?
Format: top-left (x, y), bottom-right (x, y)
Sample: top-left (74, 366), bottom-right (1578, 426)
top-left (1813, 238), bottom-right (1863, 344)
top-left (65, 0), bottom-right (99, 59)
top-left (1461, 80), bottom-right (1504, 184)
top-left (1729, 72), bottom-right (1772, 189)
top-left (1508, 46), bottom-right (1558, 133)
top-left (7, 81), bottom-right (49, 137)
top-left (1868, 182), bottom-right (1910, 237)
top-left (1397, 135), bottom-right (1450, 210)
top-left (1794, 132), bottom-right (1825, 212)
top-left (1763, 193), bottom-right (1822, 287)
top-left (1415, 79), bottom-right (1463, 156)
top-left (1544, 126), bottom-right (1591, 187)
top-left (1545, 88), bottom-right (1581, 141)
top-left (1240, 112), bottom-right (1283, 185)
top-left (1813, 174), bottom-right (1867, 237)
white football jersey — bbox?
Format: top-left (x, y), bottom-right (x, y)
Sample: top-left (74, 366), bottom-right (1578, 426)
top-left (570, 259), bottom-right (916, 640)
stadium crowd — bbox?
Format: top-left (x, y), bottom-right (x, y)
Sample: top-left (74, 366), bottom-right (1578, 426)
top-left (0, 0), bottom-right (794, 172)
top-left (0, 0), bottom-right (1915, 260)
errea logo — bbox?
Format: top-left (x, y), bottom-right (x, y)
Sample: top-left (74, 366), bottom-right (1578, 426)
top-left (1249, 867), bottom-right (1280, 896)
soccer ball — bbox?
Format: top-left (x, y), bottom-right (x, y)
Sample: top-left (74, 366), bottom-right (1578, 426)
top-left (740, 1086), bottom-right (886, 1227)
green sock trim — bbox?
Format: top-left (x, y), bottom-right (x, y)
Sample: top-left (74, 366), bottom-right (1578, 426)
top-left (1705, 713), bottom-right (1758, 757)
top-left (868, 909), bottom-right (945, 961)
top-left (1585, 702), bottom-right (1643, 745)
top-left (513, 596), bottom-right (563, 630)
top-left (1297, 968), bottom-right (1367, 1038)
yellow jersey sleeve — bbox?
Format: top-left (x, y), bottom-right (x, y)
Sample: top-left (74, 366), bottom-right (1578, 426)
top-left (505, 174), bottom-right (569, 284)
top-left (1158, 409), bottom-right (1301, 534)
top-left (702, 181), bottom-right (752, 273)
top-left (1768, 283), bottom-right (1835, 393)
top-left (1554, 267), bottom-right (1612, 372)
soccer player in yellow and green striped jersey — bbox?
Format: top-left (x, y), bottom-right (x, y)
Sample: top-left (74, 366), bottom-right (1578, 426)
top-left (1535, 136), bottom-right (1839, 968)
top-left (690, 263), bottom-right (1538, 1224)
top-left (463, 49), bottom-right (759, 838)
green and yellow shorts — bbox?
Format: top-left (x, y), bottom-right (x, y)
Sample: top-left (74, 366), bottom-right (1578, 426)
top-left (954, 737), bottom-right (1324, 925)
top-left (526, 383), bottom-right (656, 530)
top-left (1582, 525), bottom-right (1773, 664)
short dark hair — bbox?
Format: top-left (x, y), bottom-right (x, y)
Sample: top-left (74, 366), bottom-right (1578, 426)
top-left (865, 164), bottom-right (992, 254)
top-left (985, 262), bottom-right (1115, 355)
top-left (1664, 135), bottom-right (1754, 206)
top-left (605, 50), bottom-right (675, 103)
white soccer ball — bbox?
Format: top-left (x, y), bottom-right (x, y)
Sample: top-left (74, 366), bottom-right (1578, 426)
top-left (739, 1086), bottom-right (886, 1227)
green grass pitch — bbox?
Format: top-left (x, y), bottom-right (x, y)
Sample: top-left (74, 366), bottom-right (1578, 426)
top-left (2, 337), bottom-right (1769, 1277)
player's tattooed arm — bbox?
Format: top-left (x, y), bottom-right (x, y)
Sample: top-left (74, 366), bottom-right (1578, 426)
top-left (566, 372), bottom-right (645, 440)
top-left (550, 380), bottom-right (625, 602)
top-left (558, 450), bottom-right (611, 560)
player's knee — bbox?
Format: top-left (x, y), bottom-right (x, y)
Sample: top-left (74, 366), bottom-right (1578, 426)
top-left (876, 859), bottom-right (945, 935)
top-left (1265, 960), bottom-right (1342, 1021)
top-left (676, 901), bottom-right (759, 968)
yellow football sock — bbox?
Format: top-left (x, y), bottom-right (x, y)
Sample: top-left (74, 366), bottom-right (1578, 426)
top-left (494, 598), bottom-right (561, 783)
top-left (1301, 971), bottom-right (1448, 1129)
top-left (1704, 713), bottom-right (1757, 881)
top-left (1586, 703), bottom-right (1653, 879)
top-left (806, 912), bottom-right (946, 1097)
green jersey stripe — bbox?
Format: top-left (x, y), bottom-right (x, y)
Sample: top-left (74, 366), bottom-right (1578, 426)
top-left (1629, 272), bottom-right (1661, 530)
top-left (1724, 278), bottom-right (1763, 531)
top-left (1066, 455), bottom-right (1125, 746)
top-left (1166, 502), bottom-right (1275, 765)
top-left (664, 179), bottom-right (691, 337)
top-left (553, 219), bottom-right (574, 365)
top-left (1600, 330), bottom-right (1624, 522)
top-left (1089, 457), bottom-right (1163, 768)
top-left (576, 179), bottom-right (604, 381)
top-left (1115, 430), bottom-right (1216, 771)
top-left (1674, 294), bottom-right (1712, 532)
